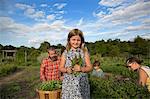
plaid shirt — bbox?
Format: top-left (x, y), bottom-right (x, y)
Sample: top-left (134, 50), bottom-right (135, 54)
top-left (40, 57), bottom-right (61, 81)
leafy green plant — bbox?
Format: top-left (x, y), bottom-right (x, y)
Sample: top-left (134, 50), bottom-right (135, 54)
top-left (71, 54), bottom-right (83, 77)
top-left (37, 80), bottom-right (62, 91)
top-left (71, 54), bottom-right (83, 66)
top-left (0, 82), bottom-right (21, 99)
top-left (0, 65), bottom-right (18, 77)
top-left (89, 76), bottom-right (150, 98)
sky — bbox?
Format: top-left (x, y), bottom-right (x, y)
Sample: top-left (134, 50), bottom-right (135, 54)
top-left (0, 0), bottom-right (150, 48)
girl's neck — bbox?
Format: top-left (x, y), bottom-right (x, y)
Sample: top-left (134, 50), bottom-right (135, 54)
top-left (94, 66), bottom-right (100, 71)
top-left (135, 64), bottom-right (141, 72)
top-left (137, 64), bottom-right (142, 71)
top-left (71, 47), bottom-right (80, 51)
top-left (95, 68), bottom-right (101, 71)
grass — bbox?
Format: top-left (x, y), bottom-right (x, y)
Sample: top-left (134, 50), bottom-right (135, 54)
top-left (0, 63), bottom-right (18, 77)
top-left (0, 66), bottom-right (40, 99)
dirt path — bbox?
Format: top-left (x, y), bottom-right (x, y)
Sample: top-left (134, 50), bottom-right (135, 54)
top-left (0, 70), bottom-right (25, 86)
top-left (0, 67), bottom-right (40, 99)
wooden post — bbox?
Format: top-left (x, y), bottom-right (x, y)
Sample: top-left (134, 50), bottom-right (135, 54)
top-left (6, 51), bottom-right (7, 59)
top-left (25, 50), bottom-right (27, 66)
top-left (14, 51), bottom-right (16, 61)
top-left (2, 50), bottom-right (4, 60)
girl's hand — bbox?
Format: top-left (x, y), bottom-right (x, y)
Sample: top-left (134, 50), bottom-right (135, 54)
top-left (66, 67), bottom-right (72, 74)
top-left (60, 76), bottom-right (64, 81)
top-left (73, 64), bottom-right (81, 72)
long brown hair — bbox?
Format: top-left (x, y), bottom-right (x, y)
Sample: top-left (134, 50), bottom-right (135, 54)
top-left (66, 29), bottom-right (87, 52)
top-left (126, 57), bottom-right (143, 65)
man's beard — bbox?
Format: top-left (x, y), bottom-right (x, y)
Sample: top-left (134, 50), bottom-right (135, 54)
top-left (49, 56), bottom-right (58, 61)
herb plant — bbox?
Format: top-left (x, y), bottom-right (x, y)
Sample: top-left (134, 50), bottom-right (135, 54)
top-left (38, 80), bottom-right (62, 91)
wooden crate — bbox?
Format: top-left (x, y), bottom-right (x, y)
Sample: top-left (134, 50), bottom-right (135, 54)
top-left (37, 89), bottom-right (61, 99)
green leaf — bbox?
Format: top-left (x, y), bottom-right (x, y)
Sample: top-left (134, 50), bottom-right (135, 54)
top-left (38, 80), bottom-right (62, 91)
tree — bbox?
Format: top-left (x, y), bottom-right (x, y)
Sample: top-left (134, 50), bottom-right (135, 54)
top-left (57, 44), bottom-right (63, 49)
top-left (108, 45), bottom-right (120, 57)
top-left (0, 44), bottom-right (3, 59)
top-left (0, 44), bottom-right (3, 50)
top-left (28, 49), bottom-right (40, 62)
top-left (39, 41), bottom-right (50, 52)
top-left (131, 36), bottom-right (148, 57)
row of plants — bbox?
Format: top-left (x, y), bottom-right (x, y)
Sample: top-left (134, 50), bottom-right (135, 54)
top-left (0, 64), bottom-right (18, 77)
top-left (36, 77), bottom-right (150, 98)
top-left (0, 66), bottom-right (41, 99)
top-left (3, 77), bottom-right (148, 99)
top-left (89, 77), bottom-right (150, 98)
top-left (89, 56), bottom-right (150, 98)
top-left (90, 56), bottom-right (138, 79)
top-left (0, 82), bottom-right (21, 99)
top-left (101, 64), bottom-right (138, 79)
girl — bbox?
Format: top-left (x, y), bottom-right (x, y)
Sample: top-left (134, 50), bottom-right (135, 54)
top-left (126, 57), bottom-right (150, 92)
top-left (91, 60), bottom-right (104, 78)
top-left (59, 29), bottom-right (93, 99)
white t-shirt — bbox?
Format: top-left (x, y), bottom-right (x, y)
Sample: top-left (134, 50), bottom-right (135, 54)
top-left (141, 66), bottom-right (150, 77)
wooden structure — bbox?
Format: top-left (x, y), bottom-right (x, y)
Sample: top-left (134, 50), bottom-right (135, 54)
top-left (2, 50), bottom-right (17, 60)
top-left (37, 89), bottom-right (61, 99)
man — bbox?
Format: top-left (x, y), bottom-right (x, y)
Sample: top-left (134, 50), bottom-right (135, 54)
top-left (40, 47), bottom-right (62, 81)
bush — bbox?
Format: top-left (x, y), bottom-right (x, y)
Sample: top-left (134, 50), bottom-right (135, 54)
top-left (0, 65), bottom-right (18, 77)
top-left (37, 53), bottom-right (48, 63)
top-left (89, 77), bottom-right (150, 98)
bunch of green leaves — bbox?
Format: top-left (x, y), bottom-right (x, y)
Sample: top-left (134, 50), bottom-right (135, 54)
top-left (38, 80), bottom-right (62, 91)
top-left (71, 54), bottom-right (83, 66)
top-left (71, 54), bottom-right (83, 77)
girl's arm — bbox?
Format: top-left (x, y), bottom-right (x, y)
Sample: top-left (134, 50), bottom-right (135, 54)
top-left (59, 52), bottom-right (72, 74)
top-left (139, 68), bottom-right (148, 86)
top-left (81, 51), bottom-right (93, 73)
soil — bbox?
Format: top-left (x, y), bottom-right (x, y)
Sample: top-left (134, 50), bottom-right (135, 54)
top-left (0, 67), bottom-right (40, 99)
top-left (0, 69), bottom-right (25, 86)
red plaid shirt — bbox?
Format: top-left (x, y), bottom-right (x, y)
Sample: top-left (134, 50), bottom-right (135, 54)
top-left (40, 57), bottom-right (61, 81)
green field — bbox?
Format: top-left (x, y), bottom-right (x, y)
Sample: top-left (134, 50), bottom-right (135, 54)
top-left (0, 57), bottom-right (150, 99)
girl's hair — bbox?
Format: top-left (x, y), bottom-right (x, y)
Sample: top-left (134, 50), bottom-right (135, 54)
top-left (93, 61), bottom-right (100, 67)
top-left (66, 29), bottom-right (87, 52)
top-left (126, 57), bottom-right (143, 65)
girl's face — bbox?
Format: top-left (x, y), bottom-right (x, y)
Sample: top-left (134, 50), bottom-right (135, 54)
top-left (94, 66), bottom-right (99, 70)
top-left (69, 35), bottom-right (81, 49)
top-left (127, 62), bottom-right (139, 71)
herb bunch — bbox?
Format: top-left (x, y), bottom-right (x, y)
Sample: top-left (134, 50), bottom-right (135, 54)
top-left (38, 80), bottom-right (62, 91)
top-left (71, 54), bottom-right (83, 77)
